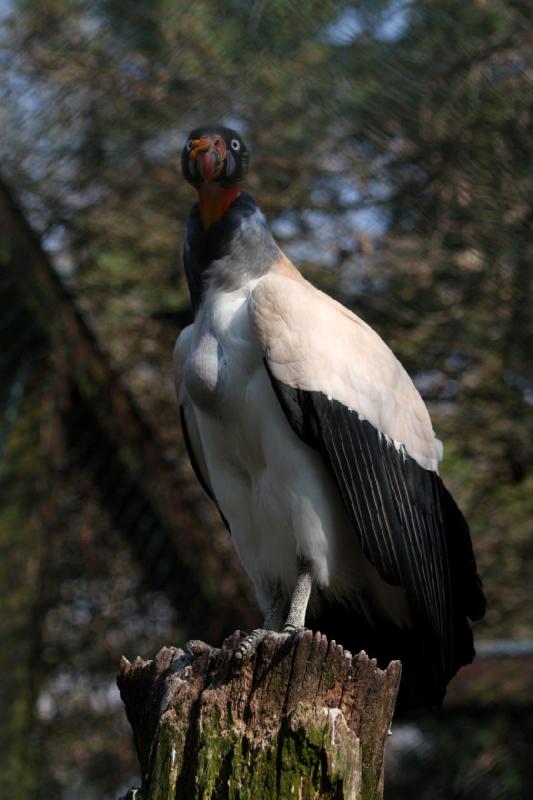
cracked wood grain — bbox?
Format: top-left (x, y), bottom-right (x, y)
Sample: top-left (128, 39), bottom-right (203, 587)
top-left (117, 630), bottom-right (401, 799)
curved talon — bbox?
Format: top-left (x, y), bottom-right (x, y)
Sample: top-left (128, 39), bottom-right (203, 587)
top-left (234, 628), bottom-right (296, 663)
top-left (235, 628), bottom-right (268, 662)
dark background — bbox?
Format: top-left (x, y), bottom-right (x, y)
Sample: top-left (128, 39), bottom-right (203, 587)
top-left (1, 1), bottom-right (532, 797)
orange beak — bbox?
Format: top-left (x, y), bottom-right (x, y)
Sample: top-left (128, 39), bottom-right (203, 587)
top-left (189, 136), bottom-right (227, 183)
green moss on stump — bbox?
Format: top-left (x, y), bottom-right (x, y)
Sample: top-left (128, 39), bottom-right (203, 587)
top-left (148, 704), bottom-right (360, 799)
top-left (118, 633), bottom-right (400, 800)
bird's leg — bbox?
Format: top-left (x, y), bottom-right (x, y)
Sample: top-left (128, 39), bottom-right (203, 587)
top-left (235, 558), bottom-right (314, 662)
top-left (235, 581), bottom-right (286, 662)
top-left (282, 555), bottom-right (313, 632)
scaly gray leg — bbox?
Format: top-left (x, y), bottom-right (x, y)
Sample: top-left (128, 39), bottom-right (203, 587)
top-left (235, 558), bottom-right (313, 662)
top-left (282, 556), bottom-right (313, 632)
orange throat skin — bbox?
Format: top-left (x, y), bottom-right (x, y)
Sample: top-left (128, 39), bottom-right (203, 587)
top-left (198, 183), bottom-right (241, 229)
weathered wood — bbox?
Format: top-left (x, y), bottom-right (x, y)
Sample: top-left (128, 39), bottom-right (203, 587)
top-left (118, 630), bottom-right (401, 799)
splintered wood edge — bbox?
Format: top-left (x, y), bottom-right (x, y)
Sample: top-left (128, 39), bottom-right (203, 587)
top-left (117, 632), bottom-right (401, 799)
top-left (117, 630), bottom-right (402, 730)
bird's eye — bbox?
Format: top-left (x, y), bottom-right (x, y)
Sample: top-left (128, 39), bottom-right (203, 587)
top-left (186, 140), bottom-right (193, 151)
top-left (230, 139), bottom-right (241, 152)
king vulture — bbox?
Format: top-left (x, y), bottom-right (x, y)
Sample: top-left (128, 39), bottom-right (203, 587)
top-left (173, 125), bottom-right (486, 711)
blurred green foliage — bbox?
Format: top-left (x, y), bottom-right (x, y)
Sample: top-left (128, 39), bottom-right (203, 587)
top-left (1, 0), bottom-right (532, 797)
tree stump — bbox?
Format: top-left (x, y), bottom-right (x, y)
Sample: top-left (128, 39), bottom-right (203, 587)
top-left (117, 630), bottom-right (401, 800)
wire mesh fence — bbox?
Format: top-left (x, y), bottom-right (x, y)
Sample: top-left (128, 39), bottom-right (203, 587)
top-left (1, 1), bottom-right (532, 797)
top-left (0, 184), bottom-right (259, 798)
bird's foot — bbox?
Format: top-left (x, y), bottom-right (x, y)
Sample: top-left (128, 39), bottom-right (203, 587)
top-left (234, 626), bottom-right (306, 663)
top-left (234, 629), bottom-right (278, 662)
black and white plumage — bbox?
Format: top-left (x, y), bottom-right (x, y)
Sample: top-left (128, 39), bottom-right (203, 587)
top-left (174, 126), bottom-right (486, 711)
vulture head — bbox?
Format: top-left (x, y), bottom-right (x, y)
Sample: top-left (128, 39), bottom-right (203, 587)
top-left (182, 126), bottom-right (249, 189)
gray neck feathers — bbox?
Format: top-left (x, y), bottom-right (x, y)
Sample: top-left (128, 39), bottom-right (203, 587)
top-left (184, 192), bottom-right (280, 311)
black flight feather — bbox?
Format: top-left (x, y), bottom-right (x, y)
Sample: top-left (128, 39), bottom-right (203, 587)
top-left (265, 363), bottom-right (486, 710)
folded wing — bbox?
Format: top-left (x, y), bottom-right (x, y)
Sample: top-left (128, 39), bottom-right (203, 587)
top-left (250, 272), bottom-right (485, 707)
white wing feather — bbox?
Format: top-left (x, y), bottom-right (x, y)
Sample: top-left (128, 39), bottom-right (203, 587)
top-left (250, 273), bottom-right (442, 471)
